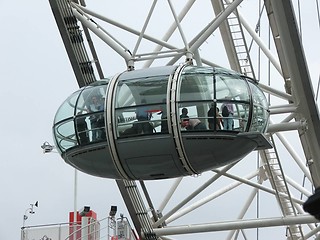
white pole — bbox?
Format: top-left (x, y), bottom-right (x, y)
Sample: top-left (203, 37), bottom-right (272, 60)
top-left (73, 169), bottom-right (78, 238)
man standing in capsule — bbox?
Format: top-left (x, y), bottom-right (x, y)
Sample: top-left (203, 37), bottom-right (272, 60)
top-left (89, 95), bottom-right (105, 140)
top-left (180, 108), bottom-right (189, 120)
top-left (221, 96), bottom-right (234, 130)
top-left (136, 99), bottom-right (153, 134)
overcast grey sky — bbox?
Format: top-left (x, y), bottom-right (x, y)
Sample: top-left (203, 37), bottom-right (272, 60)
top-left (0, 1), bottom-right (129, 239)
top-left (1, 1), bottom-right (319, 240)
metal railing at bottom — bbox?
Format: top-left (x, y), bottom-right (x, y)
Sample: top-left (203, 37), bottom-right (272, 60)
top-left (21, 216), bottom-right (138, 240)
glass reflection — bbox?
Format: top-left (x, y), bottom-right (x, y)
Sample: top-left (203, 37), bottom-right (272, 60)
top-left (55, 90), bottom-right (81, 123)
top-left (54, 119), bottom-right (77, 151)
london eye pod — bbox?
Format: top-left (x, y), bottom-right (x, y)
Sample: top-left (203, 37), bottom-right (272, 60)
top-left (53, 64), bottom-right (272, 180)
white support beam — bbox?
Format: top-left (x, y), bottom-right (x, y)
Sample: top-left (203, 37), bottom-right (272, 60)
top-left (166, 170), bottom-right (259, 224)
top-left (153, 215), bottom-right (317, 236)
top-left (71, 7), bottom-right (134, 69)
top-left (258, 83), bottom-right (293, 101)
top-left (274, 131), bottom-right (312, 182)
top-left (158, 177), bottom-right (183, 213)
top-left (132, 0), bottom-right (157, 56)
top-left (73, 3), bottom-right (181, 60)
top-left (145, 0), bottom-right (196, 67)
top-left (213, 170), bottom-right (305, 205)
top-left (189, 0), bottom-right (243, 54)
top-left (153, 163), bottom-right (237, 228)
top-left (265, 0), bottom-right (320, 188)
top-left (225, 178), bottom-right (263, 240)
top-left (269, 105), bottom-right (297, 114)
top-left (266, 121), bottom-right (306, 133)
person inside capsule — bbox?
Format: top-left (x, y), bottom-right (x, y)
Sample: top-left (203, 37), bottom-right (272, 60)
top-left (76, 110), bottom-right (90, 144)
top-left (180, 107), bottom-right (189, 121)
top-left (135, 99), bottom-right (154, 134)
top-left (207, 104), bottom-right (223, 130)
top-left (221, 96), bottom-right (235, 130)
top-left (181, 118), bottom-right (207, 131)
top-left (88, 94), bottom-right (105, 141)
top-left (159, 98), bottom-right (168, 133)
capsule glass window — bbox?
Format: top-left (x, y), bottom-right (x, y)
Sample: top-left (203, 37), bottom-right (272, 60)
top-left (115, 75), bottom-right (169, 137)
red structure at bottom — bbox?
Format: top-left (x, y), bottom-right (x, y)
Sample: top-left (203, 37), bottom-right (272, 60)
top-left (69, 208), bottom-right (99, 240)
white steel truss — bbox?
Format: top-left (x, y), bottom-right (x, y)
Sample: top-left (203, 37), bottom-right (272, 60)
top-left (48, 0), bottom-right (320, 239)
